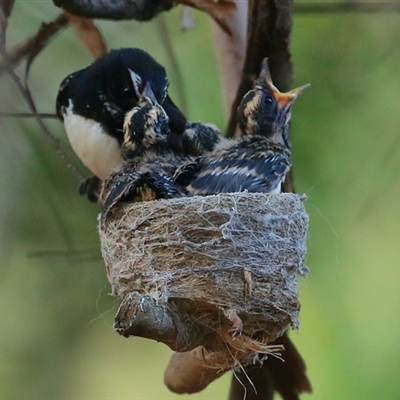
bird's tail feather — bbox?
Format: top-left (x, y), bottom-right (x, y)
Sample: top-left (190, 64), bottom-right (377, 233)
top-left (228, 333), bottom-right (311, 400)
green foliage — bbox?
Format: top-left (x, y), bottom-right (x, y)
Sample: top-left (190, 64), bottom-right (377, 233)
top-left (1, 2), bottom-right (400, 399)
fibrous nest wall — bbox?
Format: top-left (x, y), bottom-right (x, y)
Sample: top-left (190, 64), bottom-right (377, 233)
top-left (99, 192), bottom-right (308, 367)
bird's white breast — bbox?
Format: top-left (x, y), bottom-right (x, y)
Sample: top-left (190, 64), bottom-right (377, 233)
top-left (63, 103), bottom-right (124, 180)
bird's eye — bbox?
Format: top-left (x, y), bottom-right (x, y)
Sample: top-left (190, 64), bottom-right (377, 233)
top-left (123, 86), bottom-right (130, 93)
top-left (262, 95), bottom-right (274, 104)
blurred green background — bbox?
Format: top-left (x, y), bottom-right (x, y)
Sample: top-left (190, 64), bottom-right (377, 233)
top-left (1, 2), bottom-right (400, 399)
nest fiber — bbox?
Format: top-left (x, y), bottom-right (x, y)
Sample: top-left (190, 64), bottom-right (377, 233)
top-left (99, 192), bottom-right (309, 356)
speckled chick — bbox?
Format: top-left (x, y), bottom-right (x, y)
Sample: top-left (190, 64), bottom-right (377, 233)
top-left (100, 82), bottom-right (198, 219)
top-left (187, 58), bottom-right (309, 196)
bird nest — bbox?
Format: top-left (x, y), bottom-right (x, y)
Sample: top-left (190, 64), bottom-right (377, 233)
top-left (98, 192), bottom-right (309, 364)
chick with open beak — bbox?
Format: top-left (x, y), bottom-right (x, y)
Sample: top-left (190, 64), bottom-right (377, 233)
top-left (186, 58), bottom-right (309, 195)
top-left (238, 58), bottom-right (310, 146)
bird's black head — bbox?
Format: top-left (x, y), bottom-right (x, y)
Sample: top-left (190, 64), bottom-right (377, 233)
top-left (122, 81), bottom-right (170, 159)
top-left (95, 48), bottom-right (169, 107)
top-left (56, 48), bottom-right (169, 141)
top-left (237, 58), bottom-right (309, 146)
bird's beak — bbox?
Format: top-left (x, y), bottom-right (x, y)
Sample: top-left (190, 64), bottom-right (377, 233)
top-left (273, 83), bottom-right (310, 107)
top-left (143, 81), bottom-right (158, 104)
top-left (257, 58), bottom-right (310, 107)
top-left (128, 68), bottom-right (142, 98)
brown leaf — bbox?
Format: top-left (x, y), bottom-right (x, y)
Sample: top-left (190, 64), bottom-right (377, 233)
top-left (64, 11), bottom-right (107, 59)
top-left (174, 0), bottom-right (236, 35)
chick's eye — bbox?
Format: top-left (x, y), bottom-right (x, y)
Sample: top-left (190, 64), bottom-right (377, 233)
top-left (262, 95), bottom-right (274, 104)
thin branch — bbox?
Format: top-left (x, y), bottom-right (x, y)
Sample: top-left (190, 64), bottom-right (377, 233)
top-left (0, 13), bottom-right (68, 76)
top-left (155, 15), bottom-right (189, 115)
top-left (294, 1), bottom-right (400, 13)
top-left (0, 10), bottom-right (85, 181)
top-left (24, 13), bottom-right (70, 82)
top-left (0, 112), bottom-right (58, 119)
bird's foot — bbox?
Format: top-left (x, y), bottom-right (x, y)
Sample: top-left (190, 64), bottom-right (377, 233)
top-left (228, 312), bottom-right (243, 337)
top-left (79, 175), bottom-right (101, 203)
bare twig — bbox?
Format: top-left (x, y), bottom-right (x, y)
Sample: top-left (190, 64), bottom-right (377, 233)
top-left (294, 1), bottom-right (400, 13)
top-left (0, 10), bottom-right (85, 181)
top-left (0, 112), bottom-right (58, 119)
top-left (64, 12), bottom-right (107, 58)
top-left (155, 15), bottom-right (189, 115)
top-left (23, 13), bottom-right (69, 82)
top-left (0, 13), bottom-right (68, 76)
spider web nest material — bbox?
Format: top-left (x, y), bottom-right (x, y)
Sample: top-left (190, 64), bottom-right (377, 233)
top-left (98, 192), bottom-right (309, 365)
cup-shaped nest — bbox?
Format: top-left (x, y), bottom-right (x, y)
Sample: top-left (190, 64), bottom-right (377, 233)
top-left (99, 192), bottom-right (308, 363)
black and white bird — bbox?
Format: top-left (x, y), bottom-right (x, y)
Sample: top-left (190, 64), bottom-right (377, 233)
top-left (56, 47), bottom-right (228, 201)
top-left (56, 48), bottom-right (187, 200)
top-left (186, 58), bottom-right (309, 196)
top-left (100, 81), bottom-right (199, 218)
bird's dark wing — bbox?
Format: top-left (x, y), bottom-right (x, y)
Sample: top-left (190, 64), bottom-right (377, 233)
top-left (101, 158), bottom-right (188, 219)
top-left (163, 95), bottom-right (187, 154)
top-left (173, 157), bottom-right (205, 187)
top-left (181, 122), bottom-right (223, 156)
top-left (101, 171), bottom-right (139, 218)
top-left (187, 152), bottom-right (290, 195)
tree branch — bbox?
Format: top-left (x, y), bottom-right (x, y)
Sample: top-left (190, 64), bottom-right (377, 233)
top-left (0, 112), bottom-right (58, 119)
top-left (0, 10), bottom-right (85, 181)
top-left (0, 13), bottom-right (68, 76)
top-left (155, 15), bottom-right (189, 115)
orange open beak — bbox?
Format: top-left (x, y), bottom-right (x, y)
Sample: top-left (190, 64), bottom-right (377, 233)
top-left (257, 58), bottom-right (310, 107)
top-left (272, 83), bottom-right (310, 107)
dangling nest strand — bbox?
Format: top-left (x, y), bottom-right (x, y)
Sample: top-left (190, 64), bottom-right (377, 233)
top-left (98, 192), bottom-right (309, 366)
